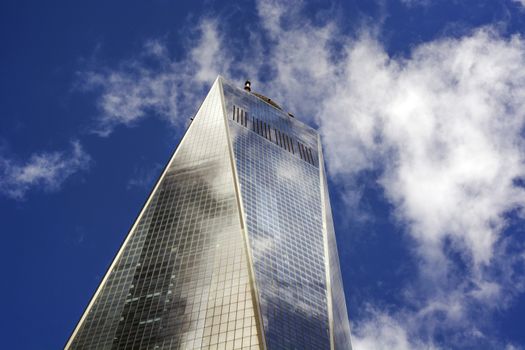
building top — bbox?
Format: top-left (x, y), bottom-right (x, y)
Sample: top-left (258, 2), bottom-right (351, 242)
top-left (219, 76), bottom-right (319, 150)
top-left (241, 79), bottom-right (294, 116)
top-left (252, 92), bottom-right (283, 111)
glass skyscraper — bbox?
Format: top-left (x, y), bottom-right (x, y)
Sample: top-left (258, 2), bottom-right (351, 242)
top-left (66, 77), bottom-right (352, 349)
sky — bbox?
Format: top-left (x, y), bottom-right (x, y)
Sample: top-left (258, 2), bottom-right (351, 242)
top-left (1, 0), bottom-right (525, 349)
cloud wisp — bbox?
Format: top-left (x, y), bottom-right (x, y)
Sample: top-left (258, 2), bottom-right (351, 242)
top-left (126, 162), bottom-right (163, 190)
top-left (0, 141), bottom-right (91, 200)
top-left (79, 21), bottom-right (231, 136)
top-left (79, 1), bottom-right (525, 347)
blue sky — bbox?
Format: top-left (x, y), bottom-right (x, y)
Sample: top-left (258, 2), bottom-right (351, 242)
top-left (2, 0), bottom-right (525, 349)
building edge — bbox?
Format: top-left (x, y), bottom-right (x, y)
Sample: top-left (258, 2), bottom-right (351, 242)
top-left (318, 135), bottom-right (354, 350)
top-left (318, 135), bottom-right (336, 350)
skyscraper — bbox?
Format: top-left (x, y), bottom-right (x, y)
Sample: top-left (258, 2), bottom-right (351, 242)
top-left (66, 77), bottom-right (352, 349)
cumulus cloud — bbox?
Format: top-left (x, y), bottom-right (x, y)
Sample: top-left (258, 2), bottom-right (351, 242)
top-left (352, 310), bottom-right (436, 350)
top-left (0, 141), bottom-right (91, 199)
top-left (79, 0), bottom-right (525, 347)
top-left (327, 29), bottom-right (525, 267)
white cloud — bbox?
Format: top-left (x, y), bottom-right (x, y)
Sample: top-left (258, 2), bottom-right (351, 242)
top-left (322, 29), bottom-right (525, 269)
top-left (0, 141), bottom-right (91, 199)
top-left (80, 20), bottom-right (231, 136)
top-left (352, 310), bottom-right (437, 350)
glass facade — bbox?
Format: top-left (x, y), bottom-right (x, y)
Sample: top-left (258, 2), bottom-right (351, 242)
top-left (66, 77), bottom-right (352, 349)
